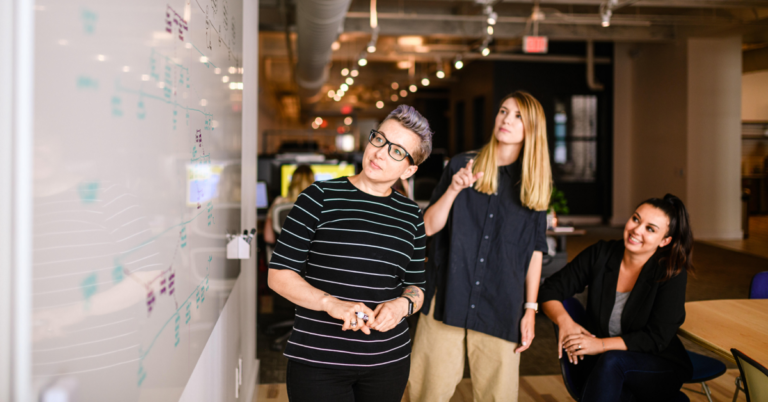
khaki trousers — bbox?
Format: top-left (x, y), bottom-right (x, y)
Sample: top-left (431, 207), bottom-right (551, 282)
top-left (408, 296), bottom-right (520, 402)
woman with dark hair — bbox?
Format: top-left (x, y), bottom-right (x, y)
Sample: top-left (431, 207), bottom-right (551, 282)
top-left (539, 194), bottom-right (695, 402)
top-left (268, 105), bottom-right (432, 402)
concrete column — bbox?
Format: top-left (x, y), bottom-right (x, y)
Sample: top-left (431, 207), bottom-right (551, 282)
top-left (687, 36), bottom-right (743, 240)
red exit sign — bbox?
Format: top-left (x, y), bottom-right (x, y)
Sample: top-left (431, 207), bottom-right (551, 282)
top-left (523, 36), bottom-right (548, 54)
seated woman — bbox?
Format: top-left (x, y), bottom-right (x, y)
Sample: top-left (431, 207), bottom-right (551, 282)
top-left (539, 194), bottom-right (694, 402)
top-left (263, 164), bottom-right (315, 245)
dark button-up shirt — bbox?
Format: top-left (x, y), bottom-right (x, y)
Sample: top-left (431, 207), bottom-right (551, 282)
top-left (423, 152), bottom-right (547, 343)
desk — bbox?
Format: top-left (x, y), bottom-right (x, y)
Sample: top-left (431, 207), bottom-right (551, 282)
top-left (546, 229), bottom-right (587, 252)
top-left (541, 229), bottom-right (586, 279)
top-left (678, 299), bottom-right (768, 364)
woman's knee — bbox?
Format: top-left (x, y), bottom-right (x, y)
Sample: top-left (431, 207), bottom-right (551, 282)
top-left (594, 351), bottom-right (630, 374)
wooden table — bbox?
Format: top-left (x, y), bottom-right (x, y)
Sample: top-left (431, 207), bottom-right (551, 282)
top-left (678, 299), bottom-right (768, 364)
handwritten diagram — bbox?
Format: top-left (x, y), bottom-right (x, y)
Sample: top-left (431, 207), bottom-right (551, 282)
top-left (31, 0), bottom-right (242, 398)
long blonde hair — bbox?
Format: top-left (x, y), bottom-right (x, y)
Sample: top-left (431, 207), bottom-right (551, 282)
top-left (472, 91), bottom-right (552, 211)
top-left (287, 165), bottom-right (315, 202)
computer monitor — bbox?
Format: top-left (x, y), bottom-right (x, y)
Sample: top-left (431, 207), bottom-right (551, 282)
top-left (280, 163), bottom-right (356, 197)
top-left (256, 181), bottom-right (269, 209)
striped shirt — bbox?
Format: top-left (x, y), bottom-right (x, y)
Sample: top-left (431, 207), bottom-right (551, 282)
top-left (269, 177), bottom-right (427, 369)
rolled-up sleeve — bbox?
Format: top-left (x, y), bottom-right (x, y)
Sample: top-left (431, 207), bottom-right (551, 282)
top-left (534, 211), bottom-right (548, 253)
top-left (621, 270), bottom-right (688, 353)
top-left (268, 183), bottom-right (324, 275)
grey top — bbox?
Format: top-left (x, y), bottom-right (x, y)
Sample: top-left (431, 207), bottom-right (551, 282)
top-left (608, 291), bottom-right (631, 337)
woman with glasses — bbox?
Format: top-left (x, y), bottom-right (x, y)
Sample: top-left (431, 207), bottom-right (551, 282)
top-left (268, 105), bottom-right (432, 402)
top-left (409, 91), bottom-right (552, 402)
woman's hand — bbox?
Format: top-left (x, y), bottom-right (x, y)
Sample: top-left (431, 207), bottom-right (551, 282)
top-left (321, 295), bottom-right (376, 335)
top-left (562, 334), bottom-right (604, 363)
top-left (449, 159), bottom-right (484, 193)
top-left (557, 317), bottom-right (595, 363)
top-left (370, 298), bottom-right (409, 333)
top-left (515, 309), bottom-right (536, 353)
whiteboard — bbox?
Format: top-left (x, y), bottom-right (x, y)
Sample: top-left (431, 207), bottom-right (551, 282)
top-left (31, 0), bottom-right (243, 400)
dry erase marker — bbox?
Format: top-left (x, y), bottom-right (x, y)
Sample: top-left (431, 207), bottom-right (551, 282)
top-left (355, 312), bottom-right (369, 322)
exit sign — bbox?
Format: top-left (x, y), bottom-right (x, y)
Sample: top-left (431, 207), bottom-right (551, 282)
top-left (523, 36), bottom-right (548, 54)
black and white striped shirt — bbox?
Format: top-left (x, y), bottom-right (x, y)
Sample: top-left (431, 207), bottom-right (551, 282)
top-left (269, 177), bottom-right (427, 369)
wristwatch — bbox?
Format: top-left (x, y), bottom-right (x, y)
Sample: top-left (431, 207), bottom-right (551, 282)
top-left (401, 296), bottom-right (414, 317)
top-left (524, 302), bottom-right (539, 313)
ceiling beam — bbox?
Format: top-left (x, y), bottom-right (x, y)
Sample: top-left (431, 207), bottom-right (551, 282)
top-left (343, 15), bottom-right (675, 41)
top-left (398, 0), bottom-right (768, 8)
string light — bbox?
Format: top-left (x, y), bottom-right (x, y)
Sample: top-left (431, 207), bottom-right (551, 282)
top-left (376, 101), bottom-right (384, 109)
top-left (341, 68), bottom-right (349, 76)
top-left (346, 77), bottom-right (354, 85)
top-left (481, 46), bottom-right (490, 57)
top-left (421, 78), bottom-right (430, 86)
top-left (391, 82), bottom-right (399, 90)
top-left (454, 55), bottom-right (464, 70)
top-left (436, 70), bottom-right (445, 79)
top-left (328, 90), bottom-right (335, 98)
top-left (351, 69), bottom-right (359, 77)
top-left (409, 84), bottom-right (418, 93)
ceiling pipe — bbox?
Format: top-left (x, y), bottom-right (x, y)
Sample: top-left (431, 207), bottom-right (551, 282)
top-left (586, 40), bottom-right (604, 91)
top-left (295, 0), bottom-right (353, 103)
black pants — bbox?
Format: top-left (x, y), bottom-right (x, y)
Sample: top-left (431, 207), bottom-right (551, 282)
top-left (577, 351), bottom-right (692, 402)
top-left (286, 357), bottom-right (410, 402)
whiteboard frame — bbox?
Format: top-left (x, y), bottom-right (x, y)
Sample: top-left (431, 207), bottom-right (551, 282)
top-left (239, 0), bottom-right (259, 398)
top-left (1, 0), bottom-right (35, 400)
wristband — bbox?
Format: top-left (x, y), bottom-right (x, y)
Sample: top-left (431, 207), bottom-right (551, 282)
top-left (524, 302), bottom-right (538, 313)
top-left (401, 296), bottom-right (414, 317)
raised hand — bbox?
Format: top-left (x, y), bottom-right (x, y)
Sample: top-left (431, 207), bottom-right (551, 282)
top-left (450, 159), bottom-right (484, 192)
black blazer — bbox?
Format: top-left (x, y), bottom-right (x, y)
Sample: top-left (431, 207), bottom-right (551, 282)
top-left (539, 240), bottom-right (693, 372)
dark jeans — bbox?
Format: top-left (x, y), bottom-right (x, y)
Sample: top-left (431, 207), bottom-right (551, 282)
top-left (286, 357), bottom-right (410, 402)
top-left (576, 351), bottom-right (692, 402)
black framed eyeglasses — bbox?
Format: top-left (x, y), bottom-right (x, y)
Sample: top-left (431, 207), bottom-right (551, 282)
top-left (368, 129), bottom-right (415, 165)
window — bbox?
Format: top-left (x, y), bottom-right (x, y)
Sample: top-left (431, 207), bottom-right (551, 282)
top-left (553, 95), bottom-right (597, 182)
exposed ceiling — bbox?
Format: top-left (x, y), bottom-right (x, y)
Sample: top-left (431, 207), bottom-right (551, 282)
top-left (259, 0), bottom-right (768, 121)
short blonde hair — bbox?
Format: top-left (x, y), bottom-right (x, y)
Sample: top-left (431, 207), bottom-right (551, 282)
top-left (380, 105), bottom-right (433, 165)
top-left (472, 91), bottom-right (552, 211)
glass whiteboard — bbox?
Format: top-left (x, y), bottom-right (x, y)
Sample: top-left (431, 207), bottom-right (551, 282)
top-left (31, 0), bottom-right (243, 400)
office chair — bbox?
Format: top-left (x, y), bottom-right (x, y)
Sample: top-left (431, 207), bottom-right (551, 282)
top-left (685, 351), bottom-right (726, 402)
top-left (749, 271), bottom-right (768, 299)
top-left (552, 298), bottom-right (691, 402)
top-left (265, 202), bottom-right (295, 351)
top-left (731, 348), bottom-right (768, 402)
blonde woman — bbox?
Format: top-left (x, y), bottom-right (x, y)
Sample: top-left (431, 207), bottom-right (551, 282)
top-left (263, 164), bottom-right (315, 244)
top-left (409, 91), bottom-right (552, 402)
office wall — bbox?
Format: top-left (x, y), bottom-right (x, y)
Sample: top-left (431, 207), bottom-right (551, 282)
top-left (630, 42), bottom-right (689, 204)
top-left (687, 36), bottom-right (743, 240)
top-left (743, 70), bottom-right (768, 121)
top-left (612, 37), bottom-right (743, 239)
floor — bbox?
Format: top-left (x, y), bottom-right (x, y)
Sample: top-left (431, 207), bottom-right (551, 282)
top-left (255, 369), bottom-right (747, 402)
top-left (256, 221), bottom-right (768, 399)
top-left (702, 215), bottom-right (768, 260)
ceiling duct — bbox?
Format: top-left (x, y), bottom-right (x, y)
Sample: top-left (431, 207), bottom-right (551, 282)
top-left (295, 0), bottom-right (353, 103)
